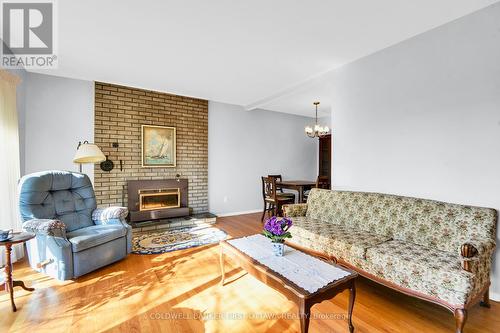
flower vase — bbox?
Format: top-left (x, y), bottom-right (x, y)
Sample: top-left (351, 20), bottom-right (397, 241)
top-left (272, 242), bottom-right (285, 256)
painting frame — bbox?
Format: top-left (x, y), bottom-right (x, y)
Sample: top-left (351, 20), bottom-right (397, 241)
top-left (141, 125), bottom-right (177, 168)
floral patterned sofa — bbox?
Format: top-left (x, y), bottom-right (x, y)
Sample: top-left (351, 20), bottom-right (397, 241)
top-left (283, 189), bottom-right (497, 333)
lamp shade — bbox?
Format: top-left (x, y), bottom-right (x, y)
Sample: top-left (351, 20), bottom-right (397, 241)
top-left (73, 143), bottom-right (106, 163)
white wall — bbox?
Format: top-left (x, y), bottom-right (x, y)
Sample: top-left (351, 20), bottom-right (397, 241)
top-left (330, 3), bottom-right (500, 300)
top-left (318, 116), bottom-right (331, 129)
top-left (24, 73), bottom-right (95, 179)
top-left (22, 74), bottom-right (319, 211)
top-left (208, 102), bottom-right (318, 215)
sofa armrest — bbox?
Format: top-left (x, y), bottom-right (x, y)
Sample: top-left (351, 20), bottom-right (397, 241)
top-left (460, 239), bottom-right (496, 272)
top-left (92, 206), bottom-right (129, 224)
top-left (22, 219), bottom-right (67, 238)
top-left (283, 203), bottom-right (308, 217)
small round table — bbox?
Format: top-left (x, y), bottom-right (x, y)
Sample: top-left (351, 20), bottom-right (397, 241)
top-left (0, 232), bottom-right (35, 312)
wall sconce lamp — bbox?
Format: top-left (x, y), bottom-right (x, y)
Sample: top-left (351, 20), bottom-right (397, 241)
top-left (73, 141), bottom-right (106, 172)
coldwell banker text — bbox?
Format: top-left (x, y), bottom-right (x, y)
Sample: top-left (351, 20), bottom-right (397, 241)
top-left (1, 0), bottom-right (57, 69)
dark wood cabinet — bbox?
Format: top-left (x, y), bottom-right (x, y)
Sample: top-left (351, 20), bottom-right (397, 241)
top-left (318, 134), bottom-right (331, 188)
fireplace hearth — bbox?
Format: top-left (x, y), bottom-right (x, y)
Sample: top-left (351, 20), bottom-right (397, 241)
top-left (127, 179), bottom-right (189, 223)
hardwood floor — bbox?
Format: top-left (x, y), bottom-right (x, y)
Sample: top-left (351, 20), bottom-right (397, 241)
top-left (1, 212), bottom-right (499, 333)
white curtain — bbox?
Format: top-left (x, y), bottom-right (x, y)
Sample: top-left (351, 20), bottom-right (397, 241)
top-left (0, 69), bottom-right (24, 267)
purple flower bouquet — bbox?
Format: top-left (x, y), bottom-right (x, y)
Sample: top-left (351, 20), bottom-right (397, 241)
top-left (262, 216), bottom-right (293, 244)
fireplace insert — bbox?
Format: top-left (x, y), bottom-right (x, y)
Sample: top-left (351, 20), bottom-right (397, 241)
top-left (139, 188), bottom-right (180, 211)
top-left (127, 179), bottom-right (189, 223)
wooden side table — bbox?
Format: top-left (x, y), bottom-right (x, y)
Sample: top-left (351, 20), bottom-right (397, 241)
top-left (0, 232), bottom-right (35, 312)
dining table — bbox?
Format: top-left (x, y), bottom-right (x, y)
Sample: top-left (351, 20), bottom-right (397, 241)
top-left (276, 180), bottom-right (316, 203)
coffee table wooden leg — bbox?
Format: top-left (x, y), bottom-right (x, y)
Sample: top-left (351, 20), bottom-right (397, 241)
top-left (299, 300), bottom-right (311, 333)
top-left (219, 244), bottom-right (225, 286)
top-left (4, 244), bottom-right (16, 312)
top-left (348, 280), bottom-right (356, 333)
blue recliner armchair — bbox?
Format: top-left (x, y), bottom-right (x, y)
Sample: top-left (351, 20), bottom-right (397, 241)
top-left (18, 170), bottom-right (132, 280)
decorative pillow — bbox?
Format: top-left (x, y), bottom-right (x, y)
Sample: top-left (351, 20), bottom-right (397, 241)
top-left (23, 219), bottom-right (66, 238)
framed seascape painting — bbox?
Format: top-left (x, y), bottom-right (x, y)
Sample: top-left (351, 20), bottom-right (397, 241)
top-left (141, 125), bottom-right (176, 167)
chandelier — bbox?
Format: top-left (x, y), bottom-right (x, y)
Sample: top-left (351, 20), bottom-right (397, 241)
top-left (305, 102), bottom-right (329, 138)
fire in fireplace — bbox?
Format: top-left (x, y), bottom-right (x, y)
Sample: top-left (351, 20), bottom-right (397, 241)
top-left (139, 188), bottom-right (180, 211)
top-left (127, 179), bottom-right (189, 223)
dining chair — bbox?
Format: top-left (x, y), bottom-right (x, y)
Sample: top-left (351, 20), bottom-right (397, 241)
top-left (303, 176), bottom-right (331, 202)
top-left (261, 176), bottom-right (295, 222)
top-left (316, 175), bottom-right (330, 189)
top-left (268, 174), bottom-right (295, 201)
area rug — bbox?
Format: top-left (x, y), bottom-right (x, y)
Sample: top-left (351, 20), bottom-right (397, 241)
top-left (132, 225), bottom-right (227, 254)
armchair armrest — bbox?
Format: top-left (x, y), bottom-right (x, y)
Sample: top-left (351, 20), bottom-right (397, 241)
top-left (460, 239), bottom-right (496, 272)
top-left (92, 206), bottom-right (128, 224)
top-left (22, 219), bottom-right (66, 238)
top-left (92, 206), bottom-right (132, 254)
top-left (283, 203), bottom-right (308, 217)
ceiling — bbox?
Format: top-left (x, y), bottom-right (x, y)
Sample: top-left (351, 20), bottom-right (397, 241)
top-left (30, 0), bottom-right (499, 117)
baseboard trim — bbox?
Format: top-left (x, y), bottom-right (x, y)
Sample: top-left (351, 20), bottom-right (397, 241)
top-left (490, 291), bottom-right (500, 302)
top-left (216, 209), bottom-right (261, 217)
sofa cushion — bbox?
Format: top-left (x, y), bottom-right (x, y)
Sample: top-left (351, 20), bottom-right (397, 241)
top-left (364, 240), bottom-right (474, 305)
top-left (288, 217), bottom-right (338, 254)
top-left (289, 217), bottom-right (391, 260)
top-left (305, 189), bottom-right (497, 254)
top-left (67, 224), bottom-right (126, 252)
top-left (329, 229), bottom-right (391, 260)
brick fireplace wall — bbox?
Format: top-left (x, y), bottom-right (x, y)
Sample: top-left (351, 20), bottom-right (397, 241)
top-left (94, 82), bottom-right (208, 213)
